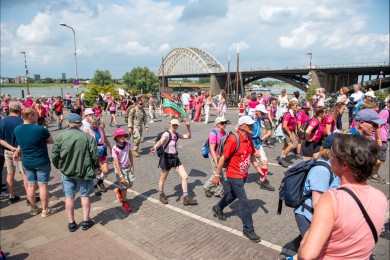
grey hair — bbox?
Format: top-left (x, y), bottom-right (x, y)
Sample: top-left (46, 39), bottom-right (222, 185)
top-left (9, 101), bottom-right (21, 113)
top-left (85, 115), bottom-right (98, 124)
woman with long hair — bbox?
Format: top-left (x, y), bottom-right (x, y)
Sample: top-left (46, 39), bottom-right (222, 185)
top-left (328, 102), bottom-right (346, 133)
top-left (204, 92), bottom-right (214, 124)
top-left (336, 86), bottom-right (349, 104)
top-left (217, 90), bottom-right (227, 119)
top-left (192, 91), bottom-right (203, 122)
top-left (106, 97), bottom-right (119, 127)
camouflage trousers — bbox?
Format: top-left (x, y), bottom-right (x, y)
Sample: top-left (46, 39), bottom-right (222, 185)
top-left (132, 127), bottom-right (143, 151)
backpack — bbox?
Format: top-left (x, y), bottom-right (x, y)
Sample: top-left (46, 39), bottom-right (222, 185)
top-left (202, 129), bottom-right (218, 158)
top-left (297, 117), bottom-right (320, 140)
top-left (277, 160), bottom-right (332, 214)
top-left (155, 131), bottom-right (179, 158)
top-left (276, 112), bottom-right (291, 128)
top-left (217, 131), bottom-right (240, 167)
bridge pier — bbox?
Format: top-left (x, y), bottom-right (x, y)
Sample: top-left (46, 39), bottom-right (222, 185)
top-left (310, 70), bottom-right (357, 93)
top-left (210, 74), bottom-right (226, 96)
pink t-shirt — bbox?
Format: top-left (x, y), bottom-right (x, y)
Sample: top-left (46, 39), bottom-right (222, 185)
top-left (162, 131), bottom-right (179, 154)
top-left (282, 110), bottom-right (296, 131)
top-left (296, 110), bottom-right (309, 125)
top-left (319, 184), bottom-right (387, 260)
top-left (248, 100), bottom-right (259, 109)
top-left (66, 94), bottom-right (71, 100)
top-left (208, 129), bottom-right (226, 154)
top-left (24, 99), bottom-right (33, 107)
top-left (307, 118), bottom-right (324, 142)
top-left (112, 141), bottom-right (132, 168)
top-left (377, 108), bottom-right (389, 141)
top-left (322, 114), bottom-right (336, 134)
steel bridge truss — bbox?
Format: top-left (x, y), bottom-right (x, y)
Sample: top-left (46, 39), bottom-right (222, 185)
top-left (158, 47), bottom-right (225, 76)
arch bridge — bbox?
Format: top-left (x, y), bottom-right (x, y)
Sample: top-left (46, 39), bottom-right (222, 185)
top-left (158, 48), bottom-right (390, 98)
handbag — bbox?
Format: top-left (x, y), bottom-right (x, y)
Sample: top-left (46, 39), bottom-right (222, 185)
top-left (339, 187), bottom-right (378, 243)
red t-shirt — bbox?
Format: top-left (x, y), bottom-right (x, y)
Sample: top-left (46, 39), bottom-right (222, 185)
top-left (54, 101), bottom-right (64, 113)
top-left (223, 131), bottom-right (255, 179)
top-left (321, 114), bottom-right (335, 134)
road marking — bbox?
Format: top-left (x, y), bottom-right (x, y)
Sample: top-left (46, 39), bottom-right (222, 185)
top-left (104, 179), bottom-right (296, 256)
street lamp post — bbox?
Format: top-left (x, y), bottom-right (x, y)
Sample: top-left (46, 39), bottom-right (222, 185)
top-left (60, 23), bottom-right (79, 94)
top-left (20, 52), bottom-right (30, 95)
top-left (379, 71), bottom-right (384, 90)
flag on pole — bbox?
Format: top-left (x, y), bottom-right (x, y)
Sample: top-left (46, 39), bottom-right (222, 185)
top-left (161, 93), bottom-right (187, 119)
top-left (305, 53), bottom-right (312, 57)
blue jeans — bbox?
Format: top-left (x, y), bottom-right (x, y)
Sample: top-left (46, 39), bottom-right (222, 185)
top-left (24, 162), bottom-right (51, 184)
top-left (216, 177), bottom-right (253, 231)
top-left (62, 174), bottom-right (94, 197)
top-left (295, 213), bottom-right (311, 237)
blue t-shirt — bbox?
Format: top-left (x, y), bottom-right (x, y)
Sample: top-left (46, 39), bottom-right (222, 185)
top-left (251, 116), bottom-right (262, 149)
top-left (0, 116), bottom-right (24, 150)
top-left (347, 127), bottom-right (361, 135)
top-left (14, 124), bottom-right (51, 169)
top-left (294, 158), bottom-right (341, 221)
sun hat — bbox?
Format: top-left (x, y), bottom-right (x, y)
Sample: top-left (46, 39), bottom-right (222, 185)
top-left (355, 109), bottom-right (385, 125)
top-left (323, 133), bottom-right (338, 149)
top-left (236, 115), bottom-right (256, 129)
top-left (66, 113), bottom-right (82, 124)
top-left (170, 119), bottom-right (180, 125)
top-left (255, 104), bottom-right (268, 114)
top-left (84, 108), bottom-right (95, 116)
top-left (114, 128), bottom-right (129, 140)
top-left (364, 92), bottom-right (375, 98)
top-left (215, 117), bottom-right (228, 126)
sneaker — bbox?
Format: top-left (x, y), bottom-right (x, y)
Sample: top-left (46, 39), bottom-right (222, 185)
top-left (98, 181), bottom-right (107, 192)
top-left (68, 221), bottom-right (77, 232)
top-left (30, 207), bottom-right (43, 216)
top-left (212, 206), bottom-right (226, 221)
top-left (243, 229), bottom-right (261, 243)
top-left (204, 188), bottom-right (213, 198)
top-left (121, 201), bottom-right (132, 212)
top-left (41, 208), bottom-right (57, 218)
top-left (26, 196), bottom-right (41, 206)
top-left (94, 185), bottom-right (102, 196)
top-left (132, 151), bottom-right (140, 157)
top-left (260, 179), bottom-right (275, 191)
top-left (114, 188), bottom-right (123, 202)
top-left (81, 220), bottom-right (94, 231)
top-left (371, 175), bottom-right (387, 184)
top-left (159, 192), bottom-right (168, 204)
top-left (278, 157), bottom-right (289, 168)
top-left (266, 142), bottom-right (274, 148)
top-left (183, 195), bottom-right (198, 206)
top-left (150, 120), bottom-right (154, 123)
top-left (295, 154), bottom-right (303, 159)
top-left (0, 192), bottom-right (9, 199)
top-left (8, 195), bottom-right (21, 204)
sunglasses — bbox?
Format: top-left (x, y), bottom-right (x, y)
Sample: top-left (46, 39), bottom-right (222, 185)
top-left (138, 103), bottom-right (144, 106)
top-left (365, 121), bottom-right (379, 128)
top-left (219, 122), bottom-right (227, 125)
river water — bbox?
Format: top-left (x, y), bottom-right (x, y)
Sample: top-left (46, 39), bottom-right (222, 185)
top-left (0, 86), bottom-right (86, 98)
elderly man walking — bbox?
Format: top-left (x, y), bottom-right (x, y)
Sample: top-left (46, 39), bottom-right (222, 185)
top-left (52, 113), bottom-right (99, 232)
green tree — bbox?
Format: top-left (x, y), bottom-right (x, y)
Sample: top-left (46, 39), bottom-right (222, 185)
top-left (93, 70), bottom-right (113, 86)
top-left (199, 77), bottom-right (210, 84)
top-left (83, 83), bottom-right (119, 107)
top-left (306, 84), bottom-right (317, 100)
top-left (122, 67), bottom-right (158, 94)
top-left (43, 77), bottom-right (53, 83)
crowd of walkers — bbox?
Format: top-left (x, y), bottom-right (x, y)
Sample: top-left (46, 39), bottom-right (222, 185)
top-left (0, 83), bottom-right (389, 258)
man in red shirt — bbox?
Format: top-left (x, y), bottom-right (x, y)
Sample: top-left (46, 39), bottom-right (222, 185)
top-left (211, 116), bottom-right (264, 243)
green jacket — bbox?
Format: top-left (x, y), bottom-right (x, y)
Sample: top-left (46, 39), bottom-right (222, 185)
top-left (52, 127), bottom-right (99, 180)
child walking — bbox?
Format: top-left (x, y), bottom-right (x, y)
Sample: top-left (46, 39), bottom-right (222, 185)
top-left (112, 128), bottom-right (134, 212)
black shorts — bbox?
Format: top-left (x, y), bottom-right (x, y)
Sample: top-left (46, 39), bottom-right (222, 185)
top-left (378, 142), bottom-right (388, 161)
top-left (159, 156), bottom-right (182, 171)
top-left (302, 140), bottom-right (322, 157)
top-left (110, 111), bottom-right (116, 115)
top-left (55, 111), bottom-right (63, 116)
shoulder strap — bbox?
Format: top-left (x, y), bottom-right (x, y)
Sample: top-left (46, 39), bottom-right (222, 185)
top-left (231, 131), bottom-right (240, 152)
top-left (162, 131), bottom-right (172, 152)
top-left (338, 187), bottom-right (378, 244)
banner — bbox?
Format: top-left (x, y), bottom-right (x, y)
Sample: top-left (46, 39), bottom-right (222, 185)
top-left (161, 93), bottom-right (187, 120)
top-left (118, 88), bottom-right (125, 96)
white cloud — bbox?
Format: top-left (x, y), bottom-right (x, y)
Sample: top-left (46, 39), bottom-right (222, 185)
top-left (158, 43), bottom-right (170, 52)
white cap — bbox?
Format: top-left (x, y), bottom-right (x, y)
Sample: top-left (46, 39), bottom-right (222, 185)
top-left (255, 104), bottom-right (268, 114)
top-left (84, 108), bottom-right (95, 116)
top-left (170, 119), bottom-right (180, 125)
top-left (364, 92), bottom-right (375, 98)
top-left (214, 117), bottom-right (228, 126)
top-left (236, 116), bottom-right (256, 129)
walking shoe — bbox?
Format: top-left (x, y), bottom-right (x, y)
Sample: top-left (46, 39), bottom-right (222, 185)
top-left (183, 195), bottom-right (198, 206)
top-left (94, 185), bottom-right (102, 196)
top-left (0, 192), bottom-right (9, 199)
top-left (114, 188), bottom-right (123, 202)
top-left (26, 196), bottom-right (41, 206)
top-left (30, 207), bottom-right (43, 216)
top-left (371, 175), bottom-right (387, 184)
top-left (98, 181), bottom-right (107, 192)
top-left (278, 157), bottom-right (289, 168)
top-left (159, 192), bottom-right (168, 204)
top-left (8, 195), bottom-right (21, 204)
top-left (204, 188), bottom-right (213, 198)
top-left (243, 229), bottom-right (261, 243)
top-left (68, 221), bottom-right (77, 232)
top-left (81, 220), bottom-right (94, 230)
top-left (260, 179), bottom-right (275, 191)
top-left (122, 201), bottom-right (132, 212)
top-left (295, 154), bottom-right (303, 159)
top-left (41, 208), bottom-right (57, 218)
top-left (132, 150), bottom-right (140, 157)
top-left (212, 206), bottom-right (226, 221)
top-left (266, 142), bottom-right (274, 148)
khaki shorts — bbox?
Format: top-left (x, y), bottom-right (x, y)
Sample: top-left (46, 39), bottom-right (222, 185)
top-left (4, 150), bottom-right (24, 174)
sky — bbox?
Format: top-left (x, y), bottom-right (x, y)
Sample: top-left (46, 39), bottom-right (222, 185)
top-left (1, 0), bottom-right (389, 80)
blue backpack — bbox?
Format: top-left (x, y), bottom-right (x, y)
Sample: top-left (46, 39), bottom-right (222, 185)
top-left (202, 129), bottom-right (218, 158)
top-left (277, 159), bottom-right (332, 214)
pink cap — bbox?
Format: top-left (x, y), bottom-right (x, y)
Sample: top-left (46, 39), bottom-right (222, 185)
top-left (84, 108), bottom-right (94, 116)
top-left (114, 128), bottom-right (129, 140)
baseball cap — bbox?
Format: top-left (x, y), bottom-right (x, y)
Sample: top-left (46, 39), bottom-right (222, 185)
top-left (355, 109), bottom-right (385, 125)
top-left (301, 100), bottom-right (311, 109)
top-left (364, 92), bottom-right (375, 98)
top-left (255, 104), bottom-right (268, 114)
top-left (323, 133), bottom-right (338, 149)
top-left (84, 108), bottom-right (95, 116)
top-left (170, 119), bottom-right (180, 125)
top-left (236, 115), bottom-right (256, 129)
top-left (215, 117), bottom-right (228, 126)
top-left (114, 128), bottom-right (129, 140)
top-left (270, 97), bottom-right (277, 102)
top-left (66, 113), bottom-right (82, 124)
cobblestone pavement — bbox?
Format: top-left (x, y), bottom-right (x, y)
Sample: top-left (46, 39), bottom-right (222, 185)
top-left (1, 109), bottom-right (389, 259)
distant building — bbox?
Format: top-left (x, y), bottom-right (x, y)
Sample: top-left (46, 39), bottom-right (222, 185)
top-left (62, 73), bottom-right (66, 80)
top-left (0, 77), bottom-right (9, 84)
top-left (15, 76), bottom-right (27, 84)
top-left (34, 74), bottom-right (41, 81)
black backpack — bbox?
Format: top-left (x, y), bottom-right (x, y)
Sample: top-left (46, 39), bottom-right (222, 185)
top-left (156, 131), bottom-right (178, 157)
top-left (297, 117), bottom-right (320, 140)
top-left (277, 159), bottom-right (332, 214)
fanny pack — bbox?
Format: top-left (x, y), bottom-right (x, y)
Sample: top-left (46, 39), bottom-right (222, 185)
top-left (97, 144), bottom-right (107, 156)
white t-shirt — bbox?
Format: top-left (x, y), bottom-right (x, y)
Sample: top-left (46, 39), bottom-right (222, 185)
top-left (181, 93), bottom-right (190, 106)
top-left (350, 91), bottom-right (364, 103)
top-left (79, 120), bottom-right (91, 132)
top-left (112, 141), bottom-right (132, 168)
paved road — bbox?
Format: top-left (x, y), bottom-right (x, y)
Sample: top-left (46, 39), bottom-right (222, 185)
top-left (1, 109), bottom-right (389, 259)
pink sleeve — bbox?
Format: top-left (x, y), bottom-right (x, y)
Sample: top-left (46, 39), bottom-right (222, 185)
top-left (325, 115), bottom-right (333, 124)
top-left (282, 113), bottom-right (291, 124)
top-left (309, 118), bottom-right (319, 128)
top-left (208, 131), bottom-right (218, 145)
